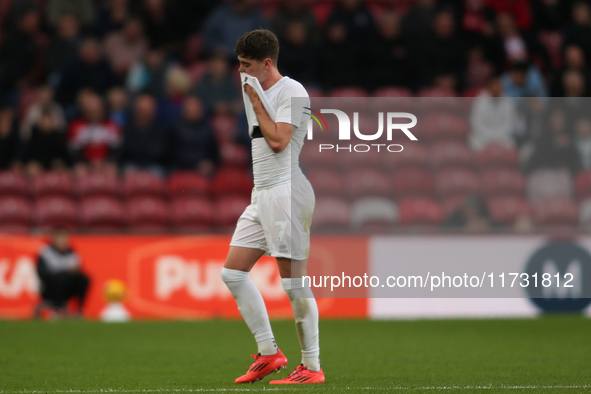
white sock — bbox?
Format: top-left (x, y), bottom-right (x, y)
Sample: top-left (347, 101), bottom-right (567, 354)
top-left (222, 268), bottom-right (278, 356)
top-left (282, 277), bottom-right (320, 371)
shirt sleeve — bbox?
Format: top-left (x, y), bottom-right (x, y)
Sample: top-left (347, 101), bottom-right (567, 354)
top-left (274, 83), bottom-right (309, 127)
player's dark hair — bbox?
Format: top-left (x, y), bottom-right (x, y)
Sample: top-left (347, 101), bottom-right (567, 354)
top-left (234, 29), bottom-right (279, 65)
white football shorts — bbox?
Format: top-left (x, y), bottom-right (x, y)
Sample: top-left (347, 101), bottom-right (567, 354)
top-left (230, 178), bottom-right (315, 260)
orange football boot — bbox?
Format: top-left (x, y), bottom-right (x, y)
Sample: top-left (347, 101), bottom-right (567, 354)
top-left (269, 364), bottom-right (325, 384)
top-left (234, 349), bottom-right (288, 383)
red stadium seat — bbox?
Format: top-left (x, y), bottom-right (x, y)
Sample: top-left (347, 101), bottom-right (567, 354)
top-left (127, 197), bottom-right (170, 230)
top-left (0, 171), bottom-right (30, 198)
top-left (305, 86), bottom-right (324, 98)
top-left (336, 147), bottom-right (381, 170)
top-left (211, 168), bottom-right (253, 198)
top-left (0, 196), bottom-right (32, 228)
top-left (306, 167), bottom-right (344, 197)
top-left (421, 112), bottom-right (469, 142)
top-left (481, 168), bottom-right (526, 199)
top-left (329, 87), bottom-right (368, 97)
top-left (575, 170), bottom-right (591, 202)
top-left (80, 197), bottom-right (125, 230)
top-left (123, 171), bottom-right (166, 199)
top-left (391, 167), bottom-right (436, 199)
top-left (219, 143), bottom-right (249, 168)
top-left (381, 143), bottom-right (429, 171)
top-left (488, 195), bottom-right (530, 226)
top-left (533, 198), bottom-right (578, 227)
top-left (373, 87), bottom-right (412, 97)
top-left (429, 141), bottom-right (473, 169)
top-left (213, 195), bottom-right (251, 227)
top-left (312, 197), bottom-right (351, 229)
top-left (474, 144), bottom-right (519, 170)
top-left (171, 197), bottom-right (214, 230)
top-left (299, 143), bottom-right (337, 169)
top-left (418, 87), bottom-right (456, 98)
top-left (32, 171), bottom-right (74, 198)
top-left (436, 168), bottom-right (480, 199)
top-left (397, 197), bottom-right (444, 226)
top-left (167, 171), bottom-right (210, 198)
top-left (35, 196), bottom-right (78, 229)
top-left (344, 168), bottom-right (390, 199)
top-left (77, 171), bottom-right (121, 199)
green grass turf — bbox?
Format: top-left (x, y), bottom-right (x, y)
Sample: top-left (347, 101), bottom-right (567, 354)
top-left (0, 316), bottom-right (590, 393)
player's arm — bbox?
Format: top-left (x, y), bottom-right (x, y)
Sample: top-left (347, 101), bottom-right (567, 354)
top-left (245, 84), bottom-right (295, 153)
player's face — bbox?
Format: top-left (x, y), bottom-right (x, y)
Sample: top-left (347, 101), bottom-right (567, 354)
top-left (237, 56), bottom-right (268, 81)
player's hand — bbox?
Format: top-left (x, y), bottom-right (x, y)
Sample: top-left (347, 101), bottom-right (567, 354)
top-left (244, 84), bottom-right (262, 106)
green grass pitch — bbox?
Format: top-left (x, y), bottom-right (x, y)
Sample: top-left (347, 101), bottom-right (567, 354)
top-left (0, 315), bottom-right (590, 393)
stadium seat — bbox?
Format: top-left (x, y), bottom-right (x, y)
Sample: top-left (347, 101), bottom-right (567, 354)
top-left (527, 169), bottom-right (573, 204)
top-left (0, 171), bottom-right (30, 198)
top-left (429, 141), bottom-right (473, 170)
top-left (211, 168), bottom-right (253, 198)
top-left (336, 147), bottom-right (381, 170)
top-left (381, 143), bottom-right (429, 171)
top-left (488, 195), bottom-right (531, 226)
top-left (532, 198), bottom-right (578, 227)
top-left (474, 144), bottom-right (519, 170)
top-left (0, 196), bottom-right (32, 228)
top-left (122, 171), bottom-right (166, 199)
top-left (304, 86), bottom-right (324, 98)
top-left (32, 171), bottom-right (75, 198)
top-left (391, 167), bottom-right (436, 199)
top-left (35, 196), bottom-right (79, 229)
top-left (418, 87), bottom-right (456, 98)
top-left (167, 171), bottom-right (210, 198)
top-left (213, 195), bottom-right (251, 228)
top-left (344, 168), bottom-right (390, 199)
top-left (436, 168), bottom-right (480, 199)
top-left (373, 87), bottom-right (413, 97)
top-left (481, 168), bottom-right (526, 199)
top-left (127, 196), bottom-right (170, 231)
top-left (329, 87), bottom-right (368, 97)
top-left (80, 197), bottom-right (126, 230)
top-left (77, 171), bottom-right (121, 199)
top-left (441, 195), bottom-right (470, 218)
top-left (306, 167), bottom-right (344, 197)
top-left (312, 196), bottom-right (351, 230)
top-left (350, 197), bottom-right (398, 229)
top-left (171, 197), bottom-right (214, 230)
top-left (219, 142), bottom-right (249, 168)
top-left (421, 112), bottom-right (470, 142)
top-left (574, 170), bottom-right (591, 202)
top-left (299, 143), bottom-right (337, 169)
top-left (397, 197), bottom-right (444, 226)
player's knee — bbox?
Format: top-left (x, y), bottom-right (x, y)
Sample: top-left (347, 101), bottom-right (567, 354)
top-left (221, 267), bottom-right (249, 284)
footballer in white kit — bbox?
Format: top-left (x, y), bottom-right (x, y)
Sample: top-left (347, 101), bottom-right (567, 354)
top-left (220, 29), bottom-right (324, 385)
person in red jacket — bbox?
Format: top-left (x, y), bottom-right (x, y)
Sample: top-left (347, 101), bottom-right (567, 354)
top-left (68, 93), bottom-right (121, 176)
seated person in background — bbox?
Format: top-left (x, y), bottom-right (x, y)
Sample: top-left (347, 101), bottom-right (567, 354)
top-left (169, 96), bottom-right (218, 175)
top-left (23, 110), bottom-right (69, 177)
top-left (68, 94), bottom-right (121, 177)
top-left (0, 105), bottom-right (22, 170)
top-left (193, 51), bottom-right (241, 115)
top-left (21, 85), bottom-right (66, 141)
top-left (35, 228), bottom-right (90, 319)
top-left (444, 195), bottom-right (491, 232)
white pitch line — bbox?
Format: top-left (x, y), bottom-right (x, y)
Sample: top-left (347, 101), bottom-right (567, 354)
top-left (0, 386), bottom-right (590, 393)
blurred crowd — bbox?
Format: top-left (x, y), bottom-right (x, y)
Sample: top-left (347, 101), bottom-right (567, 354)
top-left (1, 0), bottom-right (591, 232)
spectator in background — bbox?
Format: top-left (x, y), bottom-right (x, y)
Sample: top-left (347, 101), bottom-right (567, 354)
top-left (501, 61), bottom-right (548, 100)
top-left (158, 65), bottom-right (192, 127)
top-left (317, 22), bottom-right (361, 91)
top-left (137, 0), bottom-right (177, 48)
top-left (525, 109), bottom-right (582, 175)
top-left (0, 9), bottom-right (44, 97)
top-left (193, 51), bottom-right (241, 115)
top-left (365, 11), bottom-right (414, 91)
top-left (564, 2), bottom-right (591, 62)
top-left (574, 118), bottom-right (591, 170)
top-left (106, 86), bottom-right (128, 127)
top-left (465, 45), bottom-right (495, 90)
top-left (47, 0), bottom-right (95, 31)
top-left (68, 94), bottom-right (121, 176)
top-left (35, 227), bottom-right (90, 319)
top-left (444, 195), bottom-right (491, 232)
top-left (470, 75), bottom-right (516, 151)
top-left (0, 106), bottom-right (22, 170)
top-left (486, 0), bottom-right (532, 31)
top-left (46, 14), bottom-right (82, 81)
top-left (127, 48), bottom-right (168, 97)
top-left (531, 0), bottom-right (570, 32)
top-left (169, 96), bottom-right (218, 175)
top-left (21, 85), bottom-right (66, 141)
top-left (56, 38), bottom-right (118, 111)
top-left (276, 21), bottom-right (317, 87)
top-left (202, 0), bottom-right (267, 58)
top-left (104, 18), bottom-right (149, 76)
top-left (327, 0), bottom-right (375, 42)
top-left (95, 0), bottom-right (130, 37)
top-left (419, 11), bottom-right (466, 92)
top-left (551, 45), bottom-right (590, 96)
top-left (271, 0), bottom-right (320, 45)
top-left (121, 94), bottom-right (167, 175)
top-left (562, 70), bottom-right (587, 98)
top-left (402, 0), bottom-right (438, 42)
top-left (23, 109), bottom-right (69, 177)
